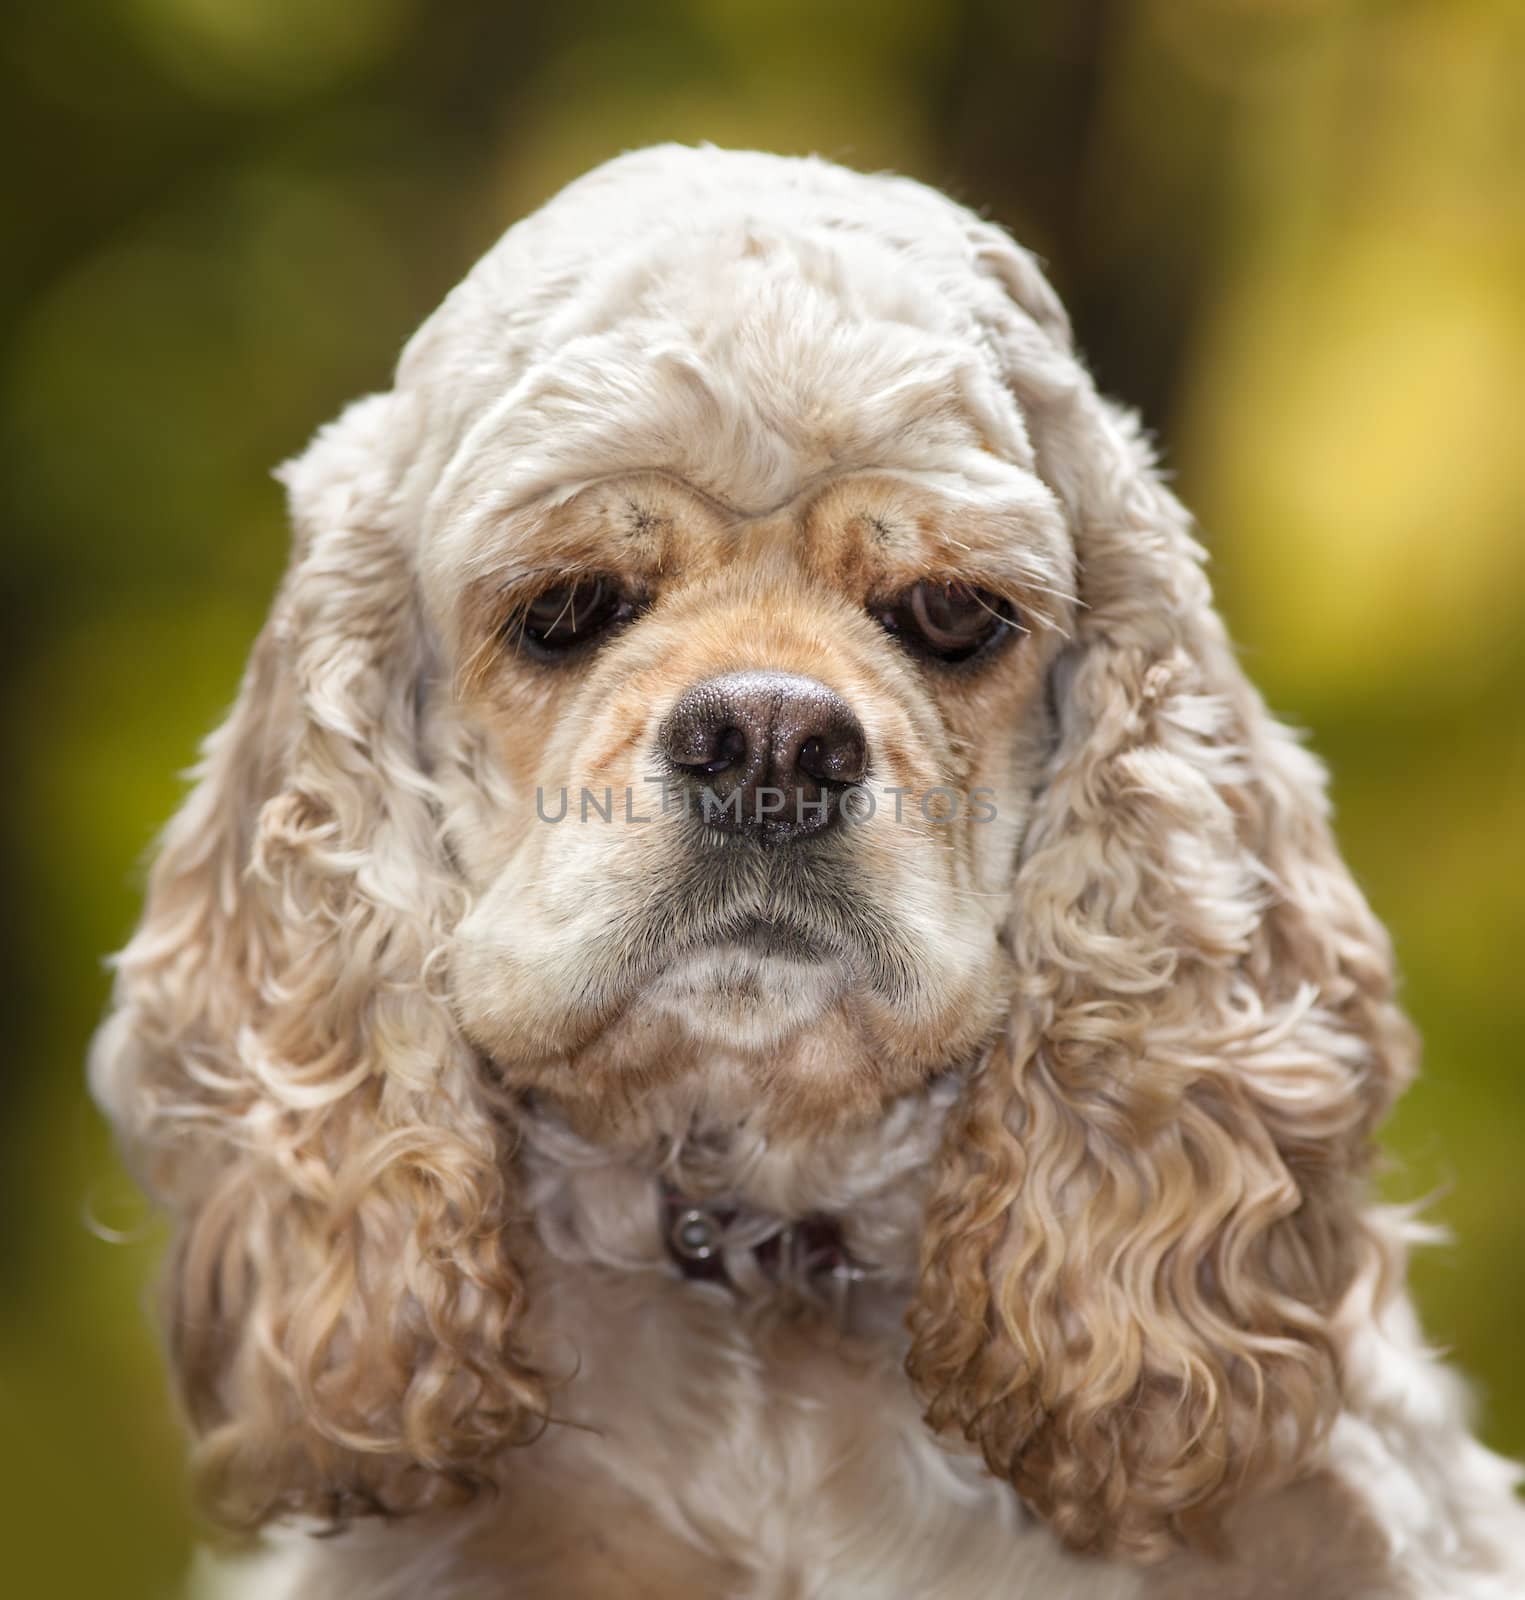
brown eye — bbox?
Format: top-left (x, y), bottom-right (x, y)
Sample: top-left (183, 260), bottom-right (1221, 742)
top-left (514, 575), bottom-right (639, 658)
top-left (874, 580), bottom-right (1019, 665)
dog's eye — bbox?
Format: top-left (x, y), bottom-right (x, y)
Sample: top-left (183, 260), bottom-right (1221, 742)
top-left (515, 576), bottom-right (638, 659)
top-left (874, 580), bottom-right (1019, 665)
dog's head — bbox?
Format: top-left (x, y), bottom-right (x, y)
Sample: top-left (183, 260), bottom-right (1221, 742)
top-left (92, 147), bottom-right (1414, 1557)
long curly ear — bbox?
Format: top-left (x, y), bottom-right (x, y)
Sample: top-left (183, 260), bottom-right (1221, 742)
top-left (907, 237), bottom-right (1416, 1560)
top-left (89, 395), bottom-right (544, 1528)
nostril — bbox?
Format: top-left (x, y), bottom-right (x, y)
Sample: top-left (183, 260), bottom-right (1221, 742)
top-left (661, 693), bottom-right (752, 774)
top-left (691, 725), bottom-right (746, 776)
top-left (796, 728), bottom-right (867, 786)
top-left (797, 736), bottom-right (826, 778)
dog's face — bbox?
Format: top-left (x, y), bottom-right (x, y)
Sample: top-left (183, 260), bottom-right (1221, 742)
top-left (428, 234), bottom-right (1074, 1133)
top-left (94, 147), bottom-right (1412, 1558)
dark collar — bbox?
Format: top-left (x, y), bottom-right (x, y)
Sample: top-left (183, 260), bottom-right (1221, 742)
top-left (660, 1180), bottom-right (865, 1289)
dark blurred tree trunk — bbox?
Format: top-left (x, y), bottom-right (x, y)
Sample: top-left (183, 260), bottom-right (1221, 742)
top-left (928, 0), bottom-right (1234, 434)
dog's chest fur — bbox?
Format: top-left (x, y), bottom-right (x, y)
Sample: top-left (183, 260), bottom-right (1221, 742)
top-left (432, 1094), bottom-right (1126, 1598)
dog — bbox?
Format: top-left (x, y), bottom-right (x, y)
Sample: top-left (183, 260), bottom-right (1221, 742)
top-left (92, 145), bottom-right (1525, 1597)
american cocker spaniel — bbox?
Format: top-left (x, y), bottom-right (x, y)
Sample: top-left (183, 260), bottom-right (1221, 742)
top-left (92, 145), bottom-right (1525, 1598)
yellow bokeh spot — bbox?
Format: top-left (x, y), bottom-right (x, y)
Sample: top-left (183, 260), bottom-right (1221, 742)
top-left (124, 0), bottom-right (411, 101)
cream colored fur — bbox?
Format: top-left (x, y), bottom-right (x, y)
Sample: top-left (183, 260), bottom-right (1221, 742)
top-left (92, 145), bottom-right (1525, 1597)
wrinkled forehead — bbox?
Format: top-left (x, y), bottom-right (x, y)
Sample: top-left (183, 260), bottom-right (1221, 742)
top-left (415, 220), bottom-right (1042, 606)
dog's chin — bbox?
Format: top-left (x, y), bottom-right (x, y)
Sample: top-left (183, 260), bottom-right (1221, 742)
top-left (634, 940), bottom-right (850, 1053)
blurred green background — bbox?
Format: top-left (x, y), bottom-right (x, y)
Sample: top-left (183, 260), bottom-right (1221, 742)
top-left (4, 1), bottom-right (1521, 1593)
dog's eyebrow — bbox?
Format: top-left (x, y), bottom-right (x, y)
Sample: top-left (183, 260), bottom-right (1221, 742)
top-left (623, 497), bottom-right (668, 536)
top-left (521, 464), bottom-right (1013, 527)
top-left (526, 468), bottom-right (753, 521)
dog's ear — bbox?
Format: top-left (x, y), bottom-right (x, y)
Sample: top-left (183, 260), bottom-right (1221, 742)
top-left (907, 231), bottom-right (1415, 1560)
top-left (89, 396), bottom-right (544, 1528)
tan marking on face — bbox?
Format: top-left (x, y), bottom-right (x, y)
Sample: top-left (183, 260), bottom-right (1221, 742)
top-left (443, 460), bottom-right (1071, 1137)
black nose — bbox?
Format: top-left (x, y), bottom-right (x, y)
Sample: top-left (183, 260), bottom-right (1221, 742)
top-left (658, 670), bottom-right (868, 842)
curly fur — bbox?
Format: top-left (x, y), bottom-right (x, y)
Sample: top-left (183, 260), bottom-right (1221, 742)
top-left (91, 145), bottom-right (1525, 1597)
top-left (906, 375), bottom-right (1414, 1556)
top-left (92, 402), bottom-right (548, 1524)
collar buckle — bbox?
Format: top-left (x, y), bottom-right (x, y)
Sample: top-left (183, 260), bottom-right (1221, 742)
top-left (660, 1184), bottom-right (866, 1294)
